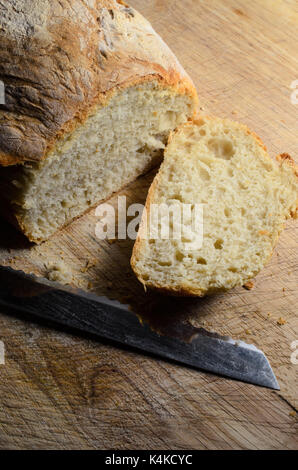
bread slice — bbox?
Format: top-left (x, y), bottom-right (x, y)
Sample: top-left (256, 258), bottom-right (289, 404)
top-left (0, 0), bottom-right (197, 242)
top-left (131, 117), bottom-right (298, 296)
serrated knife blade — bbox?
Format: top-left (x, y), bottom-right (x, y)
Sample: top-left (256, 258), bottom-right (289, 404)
top-left (0, 265), bottom-right (279, 389)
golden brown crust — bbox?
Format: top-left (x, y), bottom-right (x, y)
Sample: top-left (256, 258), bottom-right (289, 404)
top-left (0, 0), bottom-right (197, 166)
top-left (276, 152), bottom-right (298, 177)
top-left (276, 153), bottom-right (298, 218)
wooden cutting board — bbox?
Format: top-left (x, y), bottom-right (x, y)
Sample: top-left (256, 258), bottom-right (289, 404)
top-left (0, 0), bottom-right (297, 450)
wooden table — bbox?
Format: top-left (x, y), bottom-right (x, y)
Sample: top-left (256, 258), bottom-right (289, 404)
top-left (0, 0), bottom-right (297, 450)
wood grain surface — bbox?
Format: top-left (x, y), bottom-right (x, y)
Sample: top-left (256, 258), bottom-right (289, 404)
top-left (0, 0), bottom-right (297, 450)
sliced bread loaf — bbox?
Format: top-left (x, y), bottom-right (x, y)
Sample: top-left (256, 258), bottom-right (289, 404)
top-left (0, 0), bottom-right (197, 242)
top-left (131, 117), bottom-right (298, 296)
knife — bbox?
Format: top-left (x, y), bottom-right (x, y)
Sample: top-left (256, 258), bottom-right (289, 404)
top-left (0, 265), bottom-right (279, 390)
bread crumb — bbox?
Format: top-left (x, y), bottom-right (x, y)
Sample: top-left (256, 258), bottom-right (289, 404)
top-left (231, 110), bottom-right (238, 115)
top-left (259, 230), bottom-right (269, 235)
top-left (107, 239), bottom-right (116, 244)
top-left (289, 411), bottom-right (296, 418)
top-left (267, 312), bottom-right (272, 318)
top-left (245, 329), bottom-right (252, 335)
top-left (81, 259), bottom-right (97, 273)
top-left (243, 281), bottom-right (254, 290)
top-left (45, 260), bottom-right (73, 285)
top-left (277, 317), bottom-right (286, 325)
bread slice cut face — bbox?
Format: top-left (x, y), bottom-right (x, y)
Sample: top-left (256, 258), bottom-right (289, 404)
top-left (131, 117), bottom-right (298, 296)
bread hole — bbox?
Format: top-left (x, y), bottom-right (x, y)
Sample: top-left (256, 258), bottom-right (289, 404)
top-left (199, 167), bottom-right (210, 181)
top-left (228, 267), bottom-right (237, 272)
top-left (196, 119), bottom-right (205, 127)
top-left (136, 145), bottom-right (147, 154)
top-left (214, 239), bottom-right (223, 249)
top-left (199, 155), bottom-right (213, 167)
top-left (207, 138), bottom-right (235, 160)
top-left (108, 9), bottom-right (114, 19)
top-left (99, 48), bottom-right (108, 59)
top-left (158, 260), bottom-right (172, 267)
top-left (171, 194), bottom-right (183, 202)
top-left (176, 251), bottom-right (184, 262)
top-left (199, 129), bottom-right (206, 136)
top-left (261, 161), bottom-right (273, 172)
top-left (241, 208), bottom-right (246, 216)
top-left (224, 208), bottom-right (231, 217)
top-left (142, 274), bottom-right (149, 281)
top-left (197, 257), bottom-right (207, 265)
top-left (166, 110), bottom-right (175, 121)
top-left (228, 168), bottom-right (234, 177)
top-left (239, 181), bottom-right (248, 190)
top-left (149, 239), bottom-right (155, 244)
top-left (182, 236), bottom-right (193, 243)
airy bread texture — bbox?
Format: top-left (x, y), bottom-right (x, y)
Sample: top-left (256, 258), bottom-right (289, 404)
top-left (0, 82), bottom-right (194, 242)
top-left (0, 0), bottom-right (197, 241)
top-left (131, 117), bottom-right (298, 296)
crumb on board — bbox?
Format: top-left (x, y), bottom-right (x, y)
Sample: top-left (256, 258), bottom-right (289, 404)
top-left (277, 317), bottom-right (286, 325)
top-left (245, 329), bottom-right (252, 335)
top-left (80, 259), bottom-right (97, 273)
top-left (289, 411), bottom-right (296, 418)
top-left (45, 260), bottom-right (73, 285)
top-left (107, 239), bottom-right (116, 244)
top-left (267, 312), bottom-right (272, 319)
top-left (243, 281), bottom-right (254, 290)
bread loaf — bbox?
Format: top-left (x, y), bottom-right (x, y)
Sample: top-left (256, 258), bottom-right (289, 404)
top-left (0, 0), bottom-right (197, 242)
top-left (131, 117), bottom-right (298, 296)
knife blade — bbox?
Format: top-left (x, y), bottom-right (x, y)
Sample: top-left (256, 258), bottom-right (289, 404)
top-left (0, 265), bottom-right (279, 389)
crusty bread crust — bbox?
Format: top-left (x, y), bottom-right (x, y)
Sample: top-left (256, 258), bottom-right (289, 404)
top-left (131, 117), bottom-right (298, 296)
top-left (0, 0), bottom-right (197, 166)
